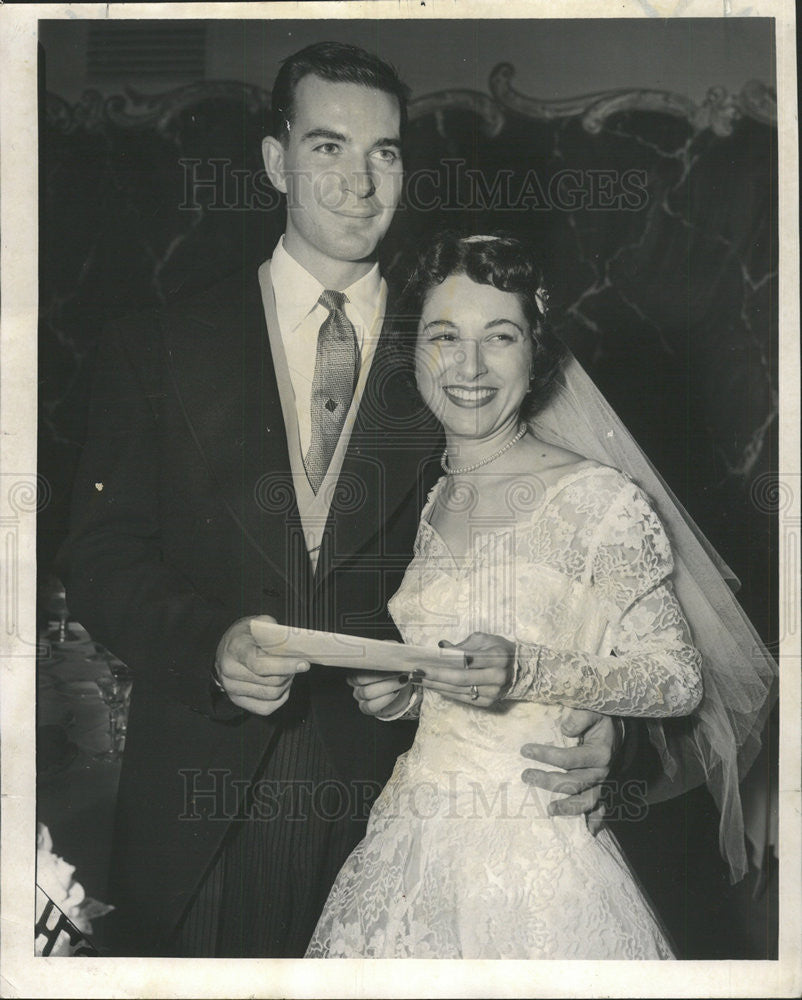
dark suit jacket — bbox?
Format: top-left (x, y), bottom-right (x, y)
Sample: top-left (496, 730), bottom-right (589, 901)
top-left (62, 269), bottom-right (442, 951)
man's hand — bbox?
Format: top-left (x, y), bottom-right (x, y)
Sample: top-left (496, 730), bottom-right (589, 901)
top-left (215, 615), bottom-right (310, 716)
top-left (348, 672), bottom-right (415, 718)
top-left (520, 709), bottom-right (623, 835)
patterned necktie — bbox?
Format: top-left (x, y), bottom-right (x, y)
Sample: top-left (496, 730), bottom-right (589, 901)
top-left (304, 289), bottom-right (360, 494)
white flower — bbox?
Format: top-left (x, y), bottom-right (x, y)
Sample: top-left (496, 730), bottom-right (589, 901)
top-left (35, 823), bottom-right (114, 954)
top-left (36, 824), bottom-right (88, 926)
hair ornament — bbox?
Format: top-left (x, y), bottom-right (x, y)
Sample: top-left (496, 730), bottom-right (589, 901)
top-left (460, 234), bottom-right (503, 244)
top-left (458, 235), bottom-right (548, 316)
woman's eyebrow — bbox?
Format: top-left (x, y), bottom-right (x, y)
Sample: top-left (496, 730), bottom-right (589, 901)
top-left (484, 318), bottom-right (524, 333)
top-left (421, 319), bottom-right (458, 333)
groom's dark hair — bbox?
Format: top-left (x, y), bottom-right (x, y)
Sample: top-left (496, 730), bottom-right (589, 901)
top-left (271, 41), bottom-right (410, 143)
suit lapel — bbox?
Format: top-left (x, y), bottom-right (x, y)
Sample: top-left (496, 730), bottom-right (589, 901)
top-left (315, 313), bottom-right (443, 586)
top-left (163, 271), bottom-right (308, 602)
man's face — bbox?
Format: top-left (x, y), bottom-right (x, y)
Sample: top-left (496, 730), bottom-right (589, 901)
top-left (263, 75), bottom-right (403, 278)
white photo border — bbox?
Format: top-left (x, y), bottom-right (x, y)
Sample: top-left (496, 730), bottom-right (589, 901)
top-left (1, 2), bottom-right (799, 997)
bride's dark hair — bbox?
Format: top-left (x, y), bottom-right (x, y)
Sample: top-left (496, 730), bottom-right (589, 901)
top-left (395, 230), bottom-right (567, 419)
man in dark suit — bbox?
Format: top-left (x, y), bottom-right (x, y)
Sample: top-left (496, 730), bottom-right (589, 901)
top-left (63, 41), bottom-right (619, 958)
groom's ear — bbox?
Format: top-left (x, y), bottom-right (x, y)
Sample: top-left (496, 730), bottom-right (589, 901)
top-left (262, 136), bottom-right (287, 194)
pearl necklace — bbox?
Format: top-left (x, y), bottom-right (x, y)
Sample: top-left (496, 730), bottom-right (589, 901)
top-left (441, 424), bottom-right (528, 475)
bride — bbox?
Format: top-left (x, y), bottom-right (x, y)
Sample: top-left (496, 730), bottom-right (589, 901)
top-left (305, 232), bottom-right (776, 960)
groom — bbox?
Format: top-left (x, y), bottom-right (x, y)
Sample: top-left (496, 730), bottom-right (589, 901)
top-left (63, 41), bottom-right (620, 957)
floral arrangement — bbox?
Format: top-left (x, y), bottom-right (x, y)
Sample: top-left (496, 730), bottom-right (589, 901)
top-left (35, 823), bottom-right (113, 956)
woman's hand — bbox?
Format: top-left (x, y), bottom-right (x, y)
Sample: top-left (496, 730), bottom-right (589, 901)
top-left (418, 633), bottom-right (516, 707)
top-left (348, 672), bottom-right (416, 718)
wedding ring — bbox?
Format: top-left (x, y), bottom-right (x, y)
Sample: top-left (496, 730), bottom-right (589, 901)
top-left (469, 684), bottom-right (479, 701)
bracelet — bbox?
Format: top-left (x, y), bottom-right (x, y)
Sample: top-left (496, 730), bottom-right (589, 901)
top-left (210, 661), bottom-right (226, 694)
top-left (377, 685), bottom-right (422, 722)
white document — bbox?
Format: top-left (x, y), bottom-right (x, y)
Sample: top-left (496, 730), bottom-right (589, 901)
top-left (249, 620), bottom-right (466, 672)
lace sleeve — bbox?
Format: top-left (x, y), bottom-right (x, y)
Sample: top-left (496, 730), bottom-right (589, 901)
top-left (507, 481), bottom-right (703, 717)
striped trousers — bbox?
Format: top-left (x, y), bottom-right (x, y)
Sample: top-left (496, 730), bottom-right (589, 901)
top-left (167, 712), bottom-right (369, 957)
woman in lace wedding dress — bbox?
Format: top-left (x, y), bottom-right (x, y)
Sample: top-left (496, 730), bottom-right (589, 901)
top-left (305, 233), bottom-right (773, 960)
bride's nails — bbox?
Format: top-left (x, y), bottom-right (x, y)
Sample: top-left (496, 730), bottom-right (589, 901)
top-left (438, 640), bottom-right (446, 648)
top-left (465, 655), bottom-right (474, 667)
top-left (397, 673), bottom-right (410, 684)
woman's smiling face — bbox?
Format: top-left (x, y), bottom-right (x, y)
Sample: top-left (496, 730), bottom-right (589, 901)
top-left (415, 273), bottom-right (534, 440)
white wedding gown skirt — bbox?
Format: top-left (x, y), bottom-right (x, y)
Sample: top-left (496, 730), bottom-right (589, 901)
top-left (306, 693), bottom-right (673, 959)
top-left (307, 468), bottom-right (679, 959)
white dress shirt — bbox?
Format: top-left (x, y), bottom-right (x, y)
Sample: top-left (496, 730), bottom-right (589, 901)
top-left (266, 236), bottom-right (387, 456)
top-left (258, 237), bottom-right (388, 571)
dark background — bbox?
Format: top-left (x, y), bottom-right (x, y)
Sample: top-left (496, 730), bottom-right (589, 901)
top-left (37, 17), bottom-right (779, 958)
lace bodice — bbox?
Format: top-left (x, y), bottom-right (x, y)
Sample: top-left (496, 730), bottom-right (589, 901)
top-left (389, 463), bottom-right (703, 721)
